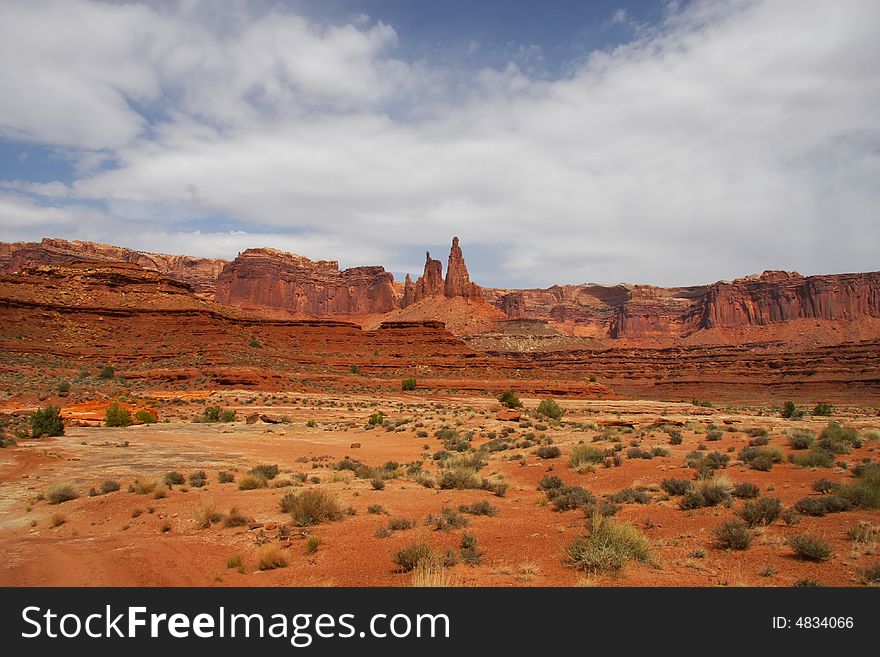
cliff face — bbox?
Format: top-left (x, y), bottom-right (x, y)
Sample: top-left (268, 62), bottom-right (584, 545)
top-left (215, 248), bottom-right (398, 316)
top-left (487, 270), bottom-right (880, 340)
top-left (0, 238), bottom-right (227, 296)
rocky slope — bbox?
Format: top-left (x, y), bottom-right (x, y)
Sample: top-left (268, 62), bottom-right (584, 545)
top-left (0, 238), bottom-right (227, 296)
top-left (485, 270), bottom-right (880, 344)
top-left (214, 248), bottom-right (398, 316)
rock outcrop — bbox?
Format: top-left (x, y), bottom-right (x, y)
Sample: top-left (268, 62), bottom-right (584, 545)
top-left (402, 237), bottom-right (482, 308)
top-left (0, 238), bottom-right (227, 296)
top-left (215, 248), bottom-right (398, 316)
top-left (486, 270), bottom-right (880, 342)
top-left (402, 274), bottom-right (415, 308)
top-left (445, 236), bottom-right (481, 299)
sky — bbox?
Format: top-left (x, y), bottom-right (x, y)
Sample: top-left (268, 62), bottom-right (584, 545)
top-left (0, 0), bottom-right (878, 288)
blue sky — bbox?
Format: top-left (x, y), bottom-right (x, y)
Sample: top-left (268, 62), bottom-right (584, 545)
top-left (0, 0), bottom-right (878, 288)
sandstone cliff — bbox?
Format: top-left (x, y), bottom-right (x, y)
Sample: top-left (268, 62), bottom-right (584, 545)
top-left (215, 248), bottom-right (398, 316)
top-left (0, 238), bottom-right (227, 296)
top-left (445, 236), bottom-right (481, 299)
top-left (402, 236), bottom-right (482, 308)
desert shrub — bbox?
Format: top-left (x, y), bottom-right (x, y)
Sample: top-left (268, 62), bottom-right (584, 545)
top-left (402, 378), bottom-right (417, 391)
top-left (680, 477), bottom-right (731, 510)
top-left (565, 512), bottom-right (652, 574)
top-left (813, 402), bottom-right (833, 416)
top-left (98, 365), bottom-right (115, 379)
top-left (458, 500), bottom-right (497, 516)
top-left (792, 447), bottom-right (836, 468)
top-left (439, 467), bottom-right (481, 490)
top-left (220, 410), bottom-right (236, 422)
top-left (498, 391), bottom-right (522, 408)
top-left (715, 519), bottom-right (753, 549)
top-left (746, 427), bottom-right (768, 438)
top-left (740, 497), bottom-right (782, 526)
top-left (817, 423), bottom-right (860, 454)
top-left (459, 533), bottom-right (483, 565)
top-left (788, 534), bottom-right (832, 561)
top-left (394, 541), bottom-right (434, 572)
top-left (536, 445), bottom-right (561, 459)
top-left (536, 398), bottom-right (563, 421)
top-left (685, 450), bottom-right (729, 472)
top-left (128, 479), bottom-right (157, 495)
top-left (547, 485), bottom-right (595, 511)
top-left (788, 429), bottom-right (815, 450)
top-left (218, 471), bottom-right (235, 484)
top-left (426, 507), bottom-right (469, 531)
top-left (227, 555), bottom-right (244, 570)
top-left (539, 475), bottom-right (564, 491)
top-left (570, 444), bottom-right (604, 467)
top-left (248, 337), bottom-right (261, 348)
top-left (50, 513), bottom-right (66, 528)
top-left (848, 521), bottom-right (878, 544)
top-left (661, 478), bottom-right (692, 496)
top-left (99, 479), bottom-right (120, 494)
top-left (57, 379), bottom-right (70, 394)
top-left (781, 401), bottom-right (802, 419)
top-left (812, 478), bottom-right (837, 494)
top-left (748, 453), bottom-right (774, 471)
top-left (481, 476), bottom-right (509, 497)
top-left (134, 409), bottom-right (157, 424)
top-left (370, 478), bottom-right (385, 491)
top-left (607, 488), bottom-right (651, 504)
top-left (388, 517), bottom-right (415, 531)
top-left (188, 470), bottom-right (207, 487)
top-left (667, 430), bottom-right (683, 445)
top-left (250, 464), bottom-right (279, 480)
top-left (238, 475), bottom-right (267, 490)
top-left (257, 544), bottom-right (287, 570)
top-left (835, 465), bottom-right (880, 508)
top-left (31, 406), bottom-right (65, 437)
top-left (862, 563), bottom-right (880, 585)
top-left (193, 496), bottom-right (222, 529)
top-left (304, 535), bottom-right (321, 554)
top-left (367, 411), bottom-right (386, 426)
top-left (104, 402), bottom-right (132, 428)
top-left (732, 482), bottom-right (760, 498)
top-left (794, 495), bottom-right (852, 516)
top-left (164, 471), bottom-right (185, 486)
top-left (223, 506), bottom-right (248, 527)
top-left (627, 447), bottom-right (653, 460)
top-left (286, 489), bottom-right (343, 526)
top-left (749, 435), bottom-right (770, 446)
top-left (47, 482), bottom-right (78, 504)
top-left (706, 429), bottom-right (723, 442)
top-left (367, 504), bottom-right (387, 515)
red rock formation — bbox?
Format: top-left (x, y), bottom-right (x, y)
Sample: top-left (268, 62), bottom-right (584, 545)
top-left (408, 251), bottom-right (444, 306)
top-left (402, 274), bottom-right (415, 308)
top-left (498, 292), bottom-right (526, 318)
top-left (0, 238), bottom-right (227, 296)
top-left (215, 248), bottom-right (398, 316)
top-left (444, 236), bottom-right (481, 298)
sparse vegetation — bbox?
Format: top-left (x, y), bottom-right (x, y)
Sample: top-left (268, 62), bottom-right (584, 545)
top-left (498, 391), bottom-right (522, 408)
top-left (285, 489), bottom-right (343, 526)
top-left (570, 444), bottom-right (604, 468)
top-left (715, 519), bottom-right (753, 549)
top-left (739, 497), bottom-right (781, 526)
top-left (134, 409), bottom-right (158, 424)
top-left (257, 544), bottom-right (287, 570)
top-left (536, 398), bottom-right (564, 421)
top-left (47, 483), bottom-right (78, 505)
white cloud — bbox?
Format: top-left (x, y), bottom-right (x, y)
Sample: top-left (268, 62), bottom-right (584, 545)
top-left (0, 0), bottom-right (879, 287)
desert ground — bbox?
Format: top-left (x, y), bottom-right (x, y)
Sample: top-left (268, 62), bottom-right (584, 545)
top-left (1, 391), bottom-right (878, 587)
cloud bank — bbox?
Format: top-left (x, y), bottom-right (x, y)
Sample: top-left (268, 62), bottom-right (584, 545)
top-left (0, 0), bottom-right (878, 287)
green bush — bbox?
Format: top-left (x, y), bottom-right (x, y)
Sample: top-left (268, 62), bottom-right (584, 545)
top-left (792, 447), bottom-right (835, 468)
top-left (350, 364), bottom-right (360, 375)
top-left (817, 423), bottom-right (860, 454)
top-left (31, 406), bottom-right (65, 437)
top-left (498, 391), bottom-right (522, 408)
top-left (401, 378), bottom-right (417, 391)
top-left (460, 533), bottom-right (483, 565)
top-left (715, 519), bottom-right (753, 549)
top-left (104, 402), bottom-right (132, 428)
top-left (732, 482), bottom-right (760, 498)
top-left (788, 534), bottom-right (832, 561)
top-left (250, 464), bottom-right (279, 480)
top-left (248, 337), bottom-right (261, 348)
top-left (218, 471), bottom-right (235, 484)
top-left (788, 429), bottom-right (815, 450)
top-left (438, 467), bottom-right (481, 490)
top-left (98, 365), bottom-right (115, 379)
top-left (57, 379), bottom-right (70, 394)
top-left (238, 475), bottom-right (267, 490)
top-left (813, 402), bottom-right (833, 416)
top-left (565, 512), bottom-right (652, 573)
top-left (367, 412), bottom-right (386, 426)
top-left (134, 409), bottom-right (157, 424)
top-left (781, 401), bottom-right (802, 419)
top-left (794, 495), bottom-right (852, 516)
top-left (536, 399), bottom-right (564, 421)
top-left (426, 507), bottom-right (469, 531)
top-left (547, 485), bottom-right (595, 511)
top-left (188, 470), bottom-right (207, 487)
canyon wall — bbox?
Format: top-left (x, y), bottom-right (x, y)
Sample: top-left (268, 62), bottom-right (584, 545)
top-left (214, 248), bottom-right (398, 316)
top-left (0, 238), bottom-right (227, 296)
